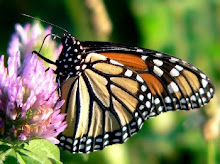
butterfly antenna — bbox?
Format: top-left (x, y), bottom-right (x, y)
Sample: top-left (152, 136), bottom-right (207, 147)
top-left (21, 13), bottom-right (69, 33)
top-left (39, 33), bottom-right (61, 53)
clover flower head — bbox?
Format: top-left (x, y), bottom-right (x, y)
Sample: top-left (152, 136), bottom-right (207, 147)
top-left (0, 23), bottom-right (67, 144)
top-left (7, 22), bottom-right (62, 62)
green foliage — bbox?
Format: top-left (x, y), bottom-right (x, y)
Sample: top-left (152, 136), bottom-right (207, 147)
top-left (0, 139), bottom-right (61, 164)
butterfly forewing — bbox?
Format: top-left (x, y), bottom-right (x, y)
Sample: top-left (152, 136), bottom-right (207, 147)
top-left (82, 41), bottom-right (214, 114)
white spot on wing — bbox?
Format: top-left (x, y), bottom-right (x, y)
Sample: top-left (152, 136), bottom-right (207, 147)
top-left (192, 66), bottom-right (198, 70)
top-left (65, 145), bottom-right (71, 149)
top-left (60, 136), bottom-right (65, 140)
top-left (143, 111), bottom-right (148, 117)
top-left (86, 146), bottom-right (91, 151)
top-left (153, 66), bottom-right (163, 77)
top-left (175, 65), bottom-right (183, 71)
top-left (200, 73), bottom-right (206, 79)
top-left (123, 126), bottom-right (127, 131)
top-left (79, 144), bottom-right (85, 150)
top-left (96, 138), bottom-right (102, 142)
top-left (170, 68), bottom-right (180, 77)
top-left (169, 57), bottom-right (179, 63)
top-left (138, 118), bottom-right (142, 126)
top-left (153, 59), bottom-right (163, 66)
top-left (123, 133), bottom-right (128, 140)
top-left (145, 101), bottom-right (151, 108)
top-left (139, 105), bottom-right (144, 110)
top-left (104, 134), bottom-right (109, 139)
top-left (130, 128), bottom-right (137, 134)
top-left (94, 145), bottom-right (101, 149)
top-left (67, 138), bottom-right (73, 143)
top-left (137, 48), bottom-right (144, 52)
top-left (180, 98), bottom-right (186, 103)
top-left (141, 85), bottom-right (147, 92)
top-left (202, 97), bottom-right (207, 103)
top-left (104, 141), bottom-right (109, 146)
top-left (155, 53), bottom-right (162, 57)
top-left (155, 98), bottom-right (160, 104)
top-left (198, 98), bottom-right (202, 104)
top-left (82, 64), bottom-right (87, 70)
top-left (73, 146), bottom-right (77, 151)
top-left (65, 38), bottom-right (68, 44)
top-left (201, 79), bottom-right (208, 88)
top-left (135, 112), bottom-right (138, 117)
top-left (147, 93), bottom-right (151, 99)
top-left (168, 82), bottom-right (179, 93)
top-left (125, 70), bottom-right (133, 77)
top-left (67, 47), bottom-right (71, 52)
top-left (113, 139), bottom-right (120, 143)
top-left (75, 66), bottom-right (80, 70)
top-left (141, 55), bottom-right (148, 60)
top-left (158, 106), bottom-right (163, 112)
top-left (73, 140), bottom-right (78, 146)
top-left (110, 60), bottom-right (124, 66)
top-left (115, 132), bottom-right (121, 136)
top-left (86, 139), bottom-right (92, 144)
top-left (165, 97), bottom-right (171, 103)
top-left (207, 92), bottom-right (211, 98)
top-left (136, 75), bottom-right (144, 83)
top-left (139, 94), bottom-right (144, 101)
top-left (199, 88), bottom-right (205, 94)
top-left (191, 95), bottom-right (196, 101)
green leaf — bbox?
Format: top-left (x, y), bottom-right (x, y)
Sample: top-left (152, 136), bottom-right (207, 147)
top-left (0, 139), bottom-right (61, 164)
top-left (23, 139), bottom-right (60, 161)
top-left (0, 146), bottom-right (17, 164)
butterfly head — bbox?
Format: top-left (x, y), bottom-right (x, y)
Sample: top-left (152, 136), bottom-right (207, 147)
top-left (55, 33), bottom-right (85, 76)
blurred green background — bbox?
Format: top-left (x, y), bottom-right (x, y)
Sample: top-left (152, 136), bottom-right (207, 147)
top-left (0, 0), bottom-right (219, 163)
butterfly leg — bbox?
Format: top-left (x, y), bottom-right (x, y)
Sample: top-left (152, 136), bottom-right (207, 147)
top-left (56, 76), bottom-right (62, 100)
top-left (45, 67), bottom-right (50, 72)
top-left (32, 51), bottom-right (55, 73)
top-left (32, 50), bottom-right (56, 65)
top-left (56, 74), bottom-right (71, 100)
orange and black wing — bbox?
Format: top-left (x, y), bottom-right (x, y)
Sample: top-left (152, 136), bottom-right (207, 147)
top-left (82, 41), bottom-right (214, 113)
top-left (57, 41), bottom-right (214, 153)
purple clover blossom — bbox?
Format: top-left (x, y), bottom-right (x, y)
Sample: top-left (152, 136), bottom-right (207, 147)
top-left (0, 23), bottom-right (67, 144)
top-left (7, 22), bottom-right (62, 63)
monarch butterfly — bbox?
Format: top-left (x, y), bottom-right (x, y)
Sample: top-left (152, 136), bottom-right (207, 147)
top-left (34, 32), bottom-right (214, 154)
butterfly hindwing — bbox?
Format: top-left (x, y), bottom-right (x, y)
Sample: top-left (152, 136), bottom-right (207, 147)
top-left (58, 52), bottom-right (153, 153)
